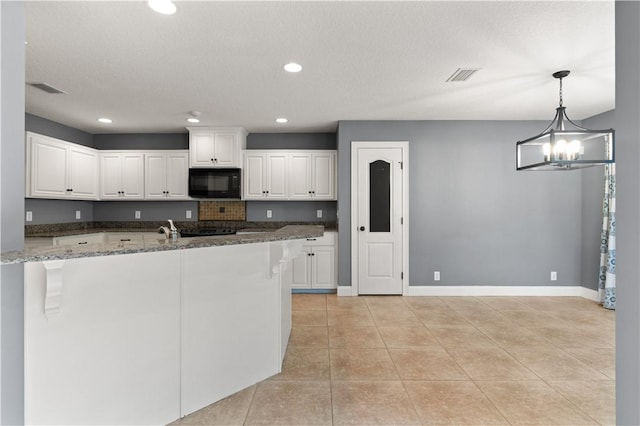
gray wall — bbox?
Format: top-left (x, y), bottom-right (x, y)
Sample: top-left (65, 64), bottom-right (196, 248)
top-left (0, 2), bottom-right (25, 424)
top-left (26, 113), bottom-right (93, 147)
top-left (580, 110), bottom-right (614, 291)
top-left (93, 133), bottom-right (188, 150)
top-left (337, 120), bottom-right (584, 287)
top-left (25, 199), bottom-right (94, 225)
top-left (93, 201), bottom-right (199, 222)
top-left (609, 2), bottom-right (640, 423)
top-left (247, 133), bottom-right (336, 150)
top-left (246, 201), bottom-right (337, 222)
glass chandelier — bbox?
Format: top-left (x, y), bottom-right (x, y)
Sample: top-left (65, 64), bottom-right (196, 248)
top-left (516, 70), bottom-right (615, 171)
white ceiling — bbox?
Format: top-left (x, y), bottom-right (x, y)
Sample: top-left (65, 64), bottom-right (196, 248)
top-left (25, 1), bottom-right (615, 134)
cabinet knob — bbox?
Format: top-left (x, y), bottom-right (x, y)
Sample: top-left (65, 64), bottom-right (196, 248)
top-left (311, 253), bottom-right (315, 256)
top-left (359, 226), bottom-right (365, 231)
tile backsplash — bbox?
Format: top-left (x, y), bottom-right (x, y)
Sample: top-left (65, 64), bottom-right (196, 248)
top-left (199, 201), bottom-right (246, 221)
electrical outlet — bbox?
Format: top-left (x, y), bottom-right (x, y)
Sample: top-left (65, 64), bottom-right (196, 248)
top-left (434, 271), bottom-right (441, 281)
top-left (550, 271), bottom-right (558, 281)
top-left (75, 210), bottom-right (81, 220)
top-left (266, 209), bottom-right (272, 219)
top-left (186, 210), bottom-right (192, 219)
top-left (135, 210), bottom-right (141, 219)
top-left (26, 211), bottom-right (33, 222)
top-left (317, 209), bottom-right (323, 218)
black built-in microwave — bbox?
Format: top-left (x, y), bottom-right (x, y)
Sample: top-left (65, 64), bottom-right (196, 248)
top-left (188, 168), bottom-right (241, 199)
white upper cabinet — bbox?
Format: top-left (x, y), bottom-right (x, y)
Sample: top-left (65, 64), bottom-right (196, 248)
top-left (100, 152), bottom-right (145, 200)
top-left (145, 151), bottom-right (189, 200)
top-left (188, 127), bottom-right (247, 168)
top-left (26, 132), bottom-right (99, 200)
top-left (244, 150), bottom-right (336, 201)
top-left (288, 151), bottom-right (336, 200)
top-left (243, 152), bottom-right (288, 200)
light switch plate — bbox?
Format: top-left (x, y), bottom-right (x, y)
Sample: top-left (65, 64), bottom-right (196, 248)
top-left (550, 271), bottom-right (558, 281)
top-left (186, 210), bottom-right (192, 219)
top-left (434, 271), bottom-right (441, 281)
top-left (266, 210), bottom-right (272, 219)
top-left (135, 210), bottom-right (141, 219)
top-left (75, 210), bottom-right (81, 220)
top-left (26, 211), bottom-right (33, 222)
top-left (317, 209), bottom-right (323, 218)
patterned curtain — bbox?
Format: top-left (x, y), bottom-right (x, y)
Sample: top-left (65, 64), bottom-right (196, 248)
top-left (599, 163), bottom-right (616, 310)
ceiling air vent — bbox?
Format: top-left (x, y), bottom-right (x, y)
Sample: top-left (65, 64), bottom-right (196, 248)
top-left (446, 68), bottom-right (480, 82)
top-left (27, 82), bottom-right (67, 94)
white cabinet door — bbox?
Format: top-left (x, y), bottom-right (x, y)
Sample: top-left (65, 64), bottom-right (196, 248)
top-left (287, 151), bottom-right (336, 200)
top-left (265, 153), bottom-right (288, 199)
top-left (166, 152), bottom-right (189, 199)
top-left (100, 152), bottom-right (144, 199)
top-left (145, 153), bottom-right (168, 199)
top-left (68, 145), bottom-right (99, 199)
top-left (26, 132), bottom-right (98, 200)
top-left (121, 154), bottom-right (145, 198)
top-left (189, 128), bottom-right (246, 168)
top-left (190, 132), bottom-right (216, 167)
top-left (100, 154), bottom-right (124, 199)
top-left (291, 233), bottom-right (337, 290)
top-left (288, 153), bottom-right (312, 199)
top-left (243, 153), bottom-right (266, 199)
top-left (29, 134), bottom-right (69, 198)
top-left (291, 248), bottom-right (312, 289)
top-left (212, 133), bottom-right (237, 167)
top-left (145, 152), bottom-right (188, 200)
top-left (312, 246), bottom-right (336, 289)
top-left (312, 152), bottom-right (336, 200)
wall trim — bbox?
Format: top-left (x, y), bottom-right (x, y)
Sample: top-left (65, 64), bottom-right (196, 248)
top-left (337, 285), bottom-right (601, 300)
top-left (406, 285), bottom-right (600, 298)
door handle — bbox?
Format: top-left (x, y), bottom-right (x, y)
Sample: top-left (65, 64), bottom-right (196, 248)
top-left (359, 226), bottom-right (365, 231)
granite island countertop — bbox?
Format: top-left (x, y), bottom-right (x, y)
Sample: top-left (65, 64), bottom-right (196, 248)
top-left (1, 225), bottom-right (324, 265)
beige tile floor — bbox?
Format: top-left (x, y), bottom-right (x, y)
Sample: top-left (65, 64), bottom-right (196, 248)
top-left (172, 295), bottom-right (615, 425)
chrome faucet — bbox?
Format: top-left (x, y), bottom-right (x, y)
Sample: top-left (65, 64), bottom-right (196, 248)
top-left (158, 219), bottom-right (179, 240)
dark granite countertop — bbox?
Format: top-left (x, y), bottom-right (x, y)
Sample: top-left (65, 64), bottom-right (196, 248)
top-left (2, 225), bottom-right (324, 265)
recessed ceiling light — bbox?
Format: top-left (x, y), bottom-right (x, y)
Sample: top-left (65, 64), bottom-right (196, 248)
top-left (98, 118), bottom-right (112, 124)
top-left (283, 62), bottom-right (302, 73)
top-left (187, 118), bottom-right (200, 123)
top-left (148, 0), bottom-right (176, 15)
top-left (276, 118), bottom-right (288, 124)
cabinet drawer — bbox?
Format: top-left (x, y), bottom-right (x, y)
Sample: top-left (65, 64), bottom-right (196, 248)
top-left (302, 231), bottom-right (336, 246)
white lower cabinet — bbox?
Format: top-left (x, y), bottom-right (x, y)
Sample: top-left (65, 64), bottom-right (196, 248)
top-left (291, 232), bottom-right (337, 289)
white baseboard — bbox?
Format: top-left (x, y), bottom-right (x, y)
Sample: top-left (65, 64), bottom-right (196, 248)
top-left (406, 285), bottom-right (600, 299)
top-left (337, 286), bottom-right (357, 297)
top-left (337, 285), bottom-right (601, 300)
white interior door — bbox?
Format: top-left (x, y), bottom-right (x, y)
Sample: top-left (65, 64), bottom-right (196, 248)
top-left (352, 143), bottom-right (407, 295)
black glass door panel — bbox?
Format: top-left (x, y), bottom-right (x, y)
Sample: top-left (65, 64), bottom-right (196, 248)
top-left (369, 160), bottom-right (390, 232)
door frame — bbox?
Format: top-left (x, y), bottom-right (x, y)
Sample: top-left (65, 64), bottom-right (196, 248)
top-left (350, 141), bottom-right (409, 296)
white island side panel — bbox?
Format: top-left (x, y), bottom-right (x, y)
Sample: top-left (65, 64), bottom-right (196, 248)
top-left (180, 243), bottom-right (281, 417)
top-left (24, 250), bottom-right (182, 425)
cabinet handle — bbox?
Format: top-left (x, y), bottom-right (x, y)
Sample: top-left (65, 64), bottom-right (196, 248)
top-left (78, 241), bottom-right (88, 245)
top-left (306, 238), bottom-right (317, 241)
top-left (120, 238), bottom-right (131, 242)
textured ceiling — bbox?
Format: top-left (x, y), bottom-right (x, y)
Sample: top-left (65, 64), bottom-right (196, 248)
top-left (25, 1), bottom-right (615, 134)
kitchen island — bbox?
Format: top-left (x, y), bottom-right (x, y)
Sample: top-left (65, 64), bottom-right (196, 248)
top-left (3, 225), bottom-right (322, 425)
